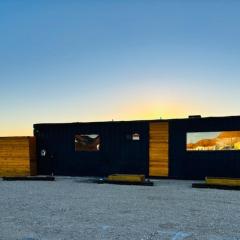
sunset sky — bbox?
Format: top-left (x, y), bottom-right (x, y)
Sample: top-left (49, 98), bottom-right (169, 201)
top-left (1, 1), bottom-right (240, 136)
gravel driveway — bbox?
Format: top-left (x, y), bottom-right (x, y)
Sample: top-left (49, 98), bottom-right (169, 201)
top-left (0, 178), bottom-right (240, 240)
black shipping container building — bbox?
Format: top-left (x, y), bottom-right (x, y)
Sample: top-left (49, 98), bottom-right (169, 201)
top-left (34, 115), bottom-right (240, 179)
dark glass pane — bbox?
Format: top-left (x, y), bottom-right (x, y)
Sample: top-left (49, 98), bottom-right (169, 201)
top-left (75, 134), bottom-right (100, 152)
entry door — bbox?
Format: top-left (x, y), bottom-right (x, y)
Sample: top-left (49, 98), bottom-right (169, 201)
top-left (110, 131), bottom-right (148, 175)
top-left (149, 122), bottom-right (169, 177)
top-left (122, 133), bottom-right (145, 174)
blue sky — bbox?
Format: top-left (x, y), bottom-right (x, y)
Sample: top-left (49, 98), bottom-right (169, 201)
top-left (0, 0), bottom-right (240, 135)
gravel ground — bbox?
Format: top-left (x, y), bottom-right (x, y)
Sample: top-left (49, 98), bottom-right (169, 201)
top-left (0, 178), bottom-right (240, 240)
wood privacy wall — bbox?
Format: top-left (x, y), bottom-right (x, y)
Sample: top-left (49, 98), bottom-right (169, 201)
top-left (0, 137), bottom-right (37, 177)
top-left (149, 122), bottom-right (169, 177)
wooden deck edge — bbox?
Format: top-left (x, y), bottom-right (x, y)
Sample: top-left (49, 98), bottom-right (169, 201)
top-left (107, 174), bottom-right (145, 183)
top-left (2, 176), bottom-right (55, 181)
top-left (205, 177), bottom-right (240, 186)
top-left (192, 183), bottom-right (240, 190)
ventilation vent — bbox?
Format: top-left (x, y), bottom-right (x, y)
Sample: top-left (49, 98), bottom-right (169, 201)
top-left (188, 115), bottom-right (201, 119)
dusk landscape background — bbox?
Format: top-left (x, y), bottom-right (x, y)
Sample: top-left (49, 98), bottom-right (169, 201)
top-left (1, 1), bottom-right (240, 136)
top-left (187, 131), bottom-right (240, 151)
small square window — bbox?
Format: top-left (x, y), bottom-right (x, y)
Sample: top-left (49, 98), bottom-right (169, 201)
top-left (75, 134), bottom-right (100, 152)
top-left (132, 133), bottom-right (140, 141)
top-left (126, 133), bottom-right (140, 141)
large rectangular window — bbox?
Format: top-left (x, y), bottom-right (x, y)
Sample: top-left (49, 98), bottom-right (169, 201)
top-left (75, 134), bottom-right (100, 152)
top-left (187, 131), bottom-right (240, 151)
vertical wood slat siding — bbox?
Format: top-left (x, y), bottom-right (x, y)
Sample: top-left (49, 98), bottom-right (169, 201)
top-left (29, 137), bottom-right (37, 176)
top-left (0, 137), bottom-right (37, 177)
top-left (149, 122), bottom-right (169, 177)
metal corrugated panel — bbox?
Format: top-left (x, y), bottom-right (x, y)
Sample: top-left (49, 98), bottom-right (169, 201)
top-left (169, 116), bottom-right (240, 179)
top-left (34, 121), bottom-right (149, 176)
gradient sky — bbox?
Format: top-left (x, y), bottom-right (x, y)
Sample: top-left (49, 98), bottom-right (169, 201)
top-left (1, 0), bottom-right (240, 136)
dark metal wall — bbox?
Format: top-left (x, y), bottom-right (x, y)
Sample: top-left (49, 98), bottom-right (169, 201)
top-left (34, 121), bottom-right (149, 176)
top-left (169, 116), bottom-right (240, 179)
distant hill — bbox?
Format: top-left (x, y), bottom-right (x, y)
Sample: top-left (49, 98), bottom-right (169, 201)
top-left (187, 139), bottom-right (216, 149)
top-left (218, 131), bottom-right (240, 138)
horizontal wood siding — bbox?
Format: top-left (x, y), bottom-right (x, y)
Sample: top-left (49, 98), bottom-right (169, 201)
top-left (149, 122), bottom-right (169, 177)
top-left (0, 137), bottom-right (37, 177)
